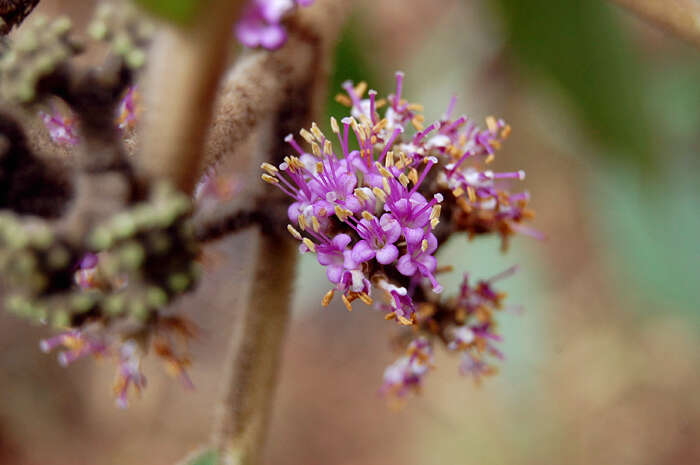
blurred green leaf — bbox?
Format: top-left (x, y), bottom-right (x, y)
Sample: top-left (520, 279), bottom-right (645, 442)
top-left (488, 0), bottom-right (654, 167)
top-left (183, 449), bottom-right (218, 465)
top-left (134, 0), bottom-right (210, 25)
top-left (326, 16), bottom-right (383, 123)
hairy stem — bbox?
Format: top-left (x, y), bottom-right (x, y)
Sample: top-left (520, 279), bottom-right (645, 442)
top-left (213, 231), bottom-right (297, 465)
top-left (609, 0), bottom-right (700, 48)
top-left (202, 2), bottom-right (348, 464)
top-left (138, 0), bottom-right (246, 194)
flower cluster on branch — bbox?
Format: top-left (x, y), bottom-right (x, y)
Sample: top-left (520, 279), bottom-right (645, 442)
top-left (262, 72), bottom-right (537, 399)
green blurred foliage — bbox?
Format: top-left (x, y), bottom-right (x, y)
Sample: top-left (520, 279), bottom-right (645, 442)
top-left (489, 0), bottom-right (655, 167)
top-left (134, 0), bottom-right (210, 25)
top-left (326, 16), bottom-right (383, 125)
top-left (185, 449), bottom-right (218, 465)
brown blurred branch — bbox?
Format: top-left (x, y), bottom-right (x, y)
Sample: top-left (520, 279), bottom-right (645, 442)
top-left (137, 0), bottom-right (247, 194)
top-left (609, 0), bottom-right (700, 48)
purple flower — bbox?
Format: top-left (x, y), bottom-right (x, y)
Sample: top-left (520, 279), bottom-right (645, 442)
top-left (40, 109), bottom-right (79, 146)
top-left (396, 232), bottom-right (442, 293)
top-left (380, 338), bottom-right (433, 398)
top-left (114, 341), bottom-right (147, 409)
top-left (235, 0), bottom-right (314, 50)
top-left (117, 86), bottom-right (140, 131)
top-left (316, 233), bottom-right (356, 283)
top-left (351, 213), bottom-right (401, 265)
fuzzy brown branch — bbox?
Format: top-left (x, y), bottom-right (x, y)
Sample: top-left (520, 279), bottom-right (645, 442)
top-left (609, 0), bottom-right (700, 48)
top-left (204, 1), bottom-right (348, 464)
top-left (137, 0), bottom-right (247, 195)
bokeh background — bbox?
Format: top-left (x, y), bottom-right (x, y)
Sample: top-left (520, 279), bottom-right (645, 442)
top-left (1, 0), bottom-right (699, 464)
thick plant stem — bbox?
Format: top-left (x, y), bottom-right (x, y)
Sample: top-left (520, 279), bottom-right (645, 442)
top-left (138, 0), bottom-right (245, 194)
top-left (609, 0), bottom-right (700, 49)
top-left (214, 231), bottom-right (297, 465)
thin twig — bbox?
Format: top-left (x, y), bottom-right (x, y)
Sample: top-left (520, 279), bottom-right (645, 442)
top-left (137, 0), bottom-right (247, 194)
top-left (609, 0), bottom-right (700, 48)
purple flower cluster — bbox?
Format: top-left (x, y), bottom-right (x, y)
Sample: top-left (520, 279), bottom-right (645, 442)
top-left (263, 75), bottom-right (447, 324)
top-left (236, 0), bottom-right (313, 50)
top-left (263, 72), bottom-right (537, 401)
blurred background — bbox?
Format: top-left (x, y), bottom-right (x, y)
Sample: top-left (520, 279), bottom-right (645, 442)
top-left (1, 0), bottom-right (699, 464)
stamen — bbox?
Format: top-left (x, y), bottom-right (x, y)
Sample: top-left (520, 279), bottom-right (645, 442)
top-left (302, 238), bottom-right (316, 253)
top-left (322, 289), bottom-right (335, 306)
top-left (261, 174), bottom-right (279, 184)
top-left (341, 294), bottom-right (353, 312)
top-left (260, 162), bottom-right (278, 175)
top-left (287, 224), bottom-right (302, 240)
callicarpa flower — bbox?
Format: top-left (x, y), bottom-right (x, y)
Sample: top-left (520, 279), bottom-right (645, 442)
top-left (116, 86), bottom-right (141, 132)
top-left (39, 107), bottom-right (79, 146)
top-left (262, 72), bottom-right (538, 400)
top-left (236, 0), bottom-right (313, 50)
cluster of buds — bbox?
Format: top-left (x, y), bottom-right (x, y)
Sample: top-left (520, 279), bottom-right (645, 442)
top-left (87, 2), bottom-right (154, 70)
top-left (236, 0), bottom-right (314, 50)
top-left (0, 15), bottom-right (79, 102)
top-left (0, 182), bottom-right (201, 406)
top-left (262, 72), bottom-right (537, 399)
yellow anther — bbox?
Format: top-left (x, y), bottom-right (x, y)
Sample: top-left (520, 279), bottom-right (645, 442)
top-left (302, 238), bottom-right (316, 253)
top-left (334, 205), bottom-right (351, 221)
top-left (382, 177), bottom-right (392, 195)
top-left (501, 124), bottom-right (511, 138)
top-left (335, 93), bottom-right (352, 107)
top-left (330, 116), bottom-right (339, 134)
top-left (298, 215), bottom-right (307, 231)
top-left (361, 210), bottom-right (374, 221)
top-left (373, 119), bottom-right (388, 133)
top-left (312, 216), bottom-right (321, 232)
top-left (260, 162), bottom-right (278, 174)
top-left (452, 187), bottom-right (465, 197)
top-left (354, 188), bottom-right (368, 201)
top-left (372, 187), bottom-right (387, 202)
top-left (489, 140), bottom-right (502, 150)
top-left (300, 128), bottom-right (314, 144)
top-left (322, 289), bottom-right (335, 307)
top-left (408, 168), bottom-right (418, 184)
top-left (287, 224), bottom-right (302, 240)
top-left (261, 174), bottom-right (279, 184)
top-left (411, 117), bottom-right (424, 131)
top-left (385, 312), bottom-right (396, 320)
top-left (322, 140), bottom-right (332, 156)
top-left (407, 103), bottom-right (424, 112)
top-left (397, 315), bottom-right (414, 325)
top-left (311, 142), bottom-right (321, 157)
top-left (315, 162), bottom-right (324, 174)
top-left (421, 239), bottom-right (428, 252)
top-left (430, 205), bottom-right (441, 220)
top-left (358, 293), bottom-right (373, 306)
top-left (485, 154), bottom-right (495, 164)
top-left (398, 173), bottom-right (409, 187)
top-left (375, 98), bottom-right (387, 108)
top-left (431, 218), bottom-right (439, 229)
top-left (375, 162), bottom-right (392, 179)
top-left (354, 81), bottom-right (368, 97)
top-left (485, 116), bottom-right (497, 132)
top-left (385, 151), bottom-right (394, 167)
top-left (370, 135), bottom-right (377, 145)
top-left (467, 186), bottom-right (477, 203)
top-left (311, 122), bottom-right (324, 142)
top-left (341, 294), bottom-right (353, 312)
